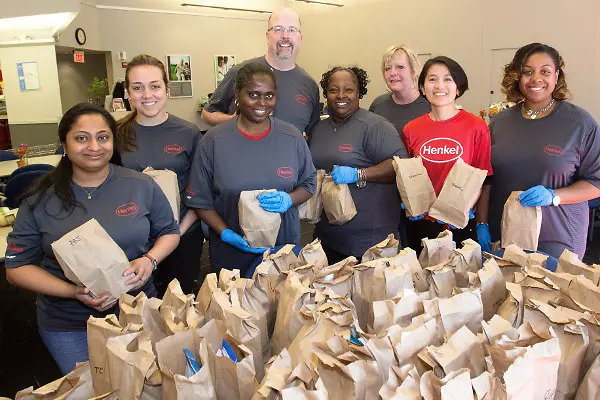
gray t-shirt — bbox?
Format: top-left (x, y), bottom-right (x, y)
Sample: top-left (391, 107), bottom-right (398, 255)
top-left (204, 56), bottom-right (321, 135)
top-left (4, 165), bottom-right (180, 330)
top-left (185, 116), bottom-right (316, 271)
top-left (489, 101), bottom-right (600, 258)
top-left (120, 114), bottom-right (201, 222)
top-left (309, 108), bottom-right (408, 256)
top-left (369, 93), bottom-right (431, 135)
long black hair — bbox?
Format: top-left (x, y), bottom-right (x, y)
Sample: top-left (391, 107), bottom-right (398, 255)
top-left (25, 103), bottom-right (122, 214)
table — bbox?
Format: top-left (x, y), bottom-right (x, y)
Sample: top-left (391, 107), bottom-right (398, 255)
top-left (0, 154), bottom-right (61, 178)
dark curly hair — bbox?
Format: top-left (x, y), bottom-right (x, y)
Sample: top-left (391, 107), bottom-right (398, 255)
top-left (319, 66), bottom-right (369, 99)
top-left (235, 62), bottom-right (276, 95)
top-left (501, 43), bottom-right (570, 102)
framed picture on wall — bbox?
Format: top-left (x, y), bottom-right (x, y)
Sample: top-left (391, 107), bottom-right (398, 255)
top-left (214, 55), bottom-right (236, 88)
top-left (166, 54), bottom-right (193, 98)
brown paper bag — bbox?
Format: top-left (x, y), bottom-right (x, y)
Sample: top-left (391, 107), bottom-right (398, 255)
top-left (392, 317), bottom-right (444, 365)
top-left (501, 191), bottom-right (542, 251)
top-left (119, 292), bottom-right (147, 328)
top-left (426, 325), bottom-right (486, 378)
top-left (428, 158), bottom-right (487, 229)
top-left (312, 256), bottom-right (357, 298)
top-left (449, 238), bottom-right (482, 287)
top-left (438, 288), bottom-right (484, 336)
top-left (106, 331), bottom-right (161, 400)
top-left (394, 247), bottom-right (428, 292)
top-left (272, 272), bottom-right (316, 354)
top-left (51, 218), bottom-right (131, 310)
top-left (155, 328), bottom-right (215, 400)
top-left (557, 249), bottom-right (600, 285)
top-left (418, 230), bottom-right (455, 268)
top-left (372, 289), bottom-right (425, 332)
top-left (576, 352), bottom-right (600, 400)
top-left (142, 167), bottom-right (180, 222)
top-left (393, 156), bottom-right (436, 217)
top-left (321, 175), bottom-right (357, 225)
top-left (379, 364), bottom-right (421, 400)
top-left (478, 258), bottom-right (508, 321)
top-left (299, 169), bottom-right (326, 224)
top-left (15, 362), bottom-right (94, 400)
top-left (238, 189), bottom-right (281, 247)
top-left (361, 233), bottom-right (400, 262)
top-left (198, 320), bottom-right (257, 400)
top-left (426, 263), bottom-right (457, 298)
top-left (255, 348), bottom-right (293, 399)
top-left (482, 315), bottom-right (519, 345)
top-left (88, 315), bottom-right (139, 395)
top-left (141, 297), bottom-right (170, 352)
top-left (420, 368), bottom-right (473, 400)
top-left (298, 238), bottom-right (329, 271)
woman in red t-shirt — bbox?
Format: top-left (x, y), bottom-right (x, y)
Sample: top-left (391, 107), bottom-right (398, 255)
top-left (402, 56), bottom-right (493, 253)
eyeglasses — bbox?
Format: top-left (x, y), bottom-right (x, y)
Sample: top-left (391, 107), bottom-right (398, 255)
top-left (267, 25), bottom-right (300, 34)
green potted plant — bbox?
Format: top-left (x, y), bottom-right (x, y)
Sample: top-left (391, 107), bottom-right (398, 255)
top-left (88, 76), bottom-right (109, 105)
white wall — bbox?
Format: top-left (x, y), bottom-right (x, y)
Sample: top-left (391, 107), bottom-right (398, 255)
top-left (0, 44), bottom-right (63, 124)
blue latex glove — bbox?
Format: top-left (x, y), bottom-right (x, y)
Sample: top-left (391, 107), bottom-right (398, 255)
top-left (476, 223), bottom-right (492, 253)
top-left (401, 203), bottom-right (428, 221)
top-left (257, 191), bottom-right (292, 213)
top-left (220, 229), bottom-right (268, 254)
top-left (436, 219), bottom-right (457, 230)
top-left (518, 185), bottom-right (554, 207)
top-left (332, 166), bottom-right (358, 184)
top-left (469, 208), bottom-right (475, 220)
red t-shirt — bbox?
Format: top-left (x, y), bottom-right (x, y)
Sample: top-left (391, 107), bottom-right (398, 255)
top-left (402, 110), bottom-right (493, 194)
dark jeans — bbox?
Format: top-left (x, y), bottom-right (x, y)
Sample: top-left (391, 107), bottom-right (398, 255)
top-left (153, 224), bottom-right (204, 297)
top-left (406, 218), bottom-right (477, 256)
top-left (38, 329), bottom-right (88, 375)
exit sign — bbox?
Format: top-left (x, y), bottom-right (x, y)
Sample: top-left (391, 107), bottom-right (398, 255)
top-left (74, 52), bottom-right (85, 63)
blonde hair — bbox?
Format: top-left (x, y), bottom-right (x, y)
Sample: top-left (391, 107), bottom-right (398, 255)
top-left (381, 45), bottom-right (422, 89)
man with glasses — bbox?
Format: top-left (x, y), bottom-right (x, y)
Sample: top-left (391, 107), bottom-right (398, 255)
top-left (201, 8), bottom-right (321, 137)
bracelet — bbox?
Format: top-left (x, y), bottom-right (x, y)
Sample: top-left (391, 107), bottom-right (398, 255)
top-left (143, 253), bottom-right (158, 271)
top-left (476, 222), bottom-right (488, 226)
top-left (356, 168), bottom-right (367, 188)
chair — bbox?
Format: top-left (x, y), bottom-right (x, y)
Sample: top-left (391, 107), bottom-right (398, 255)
top-left (0, 150), bottom-right (17, 161)
top-left (588, 198), bottom-right (600, 243)
top-left (4, 170), bottom-right (47, 209)
top-left (7, 163), bottom-right (54, 183)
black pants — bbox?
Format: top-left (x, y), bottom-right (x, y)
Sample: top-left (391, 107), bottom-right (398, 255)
top-left (153, 224), bottom-right (204, 297)
top-left (406, 218), bottom-right (477, 256)
top-left (320, 241), bottom-right (356, 265)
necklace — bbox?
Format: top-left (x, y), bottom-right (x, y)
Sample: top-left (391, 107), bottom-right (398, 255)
top-left (72, 175), bottom-right (107, 200)
top-left (329, 114), bottom-right (353, 132)
top-left (521, 98), bottom-right (555, 119)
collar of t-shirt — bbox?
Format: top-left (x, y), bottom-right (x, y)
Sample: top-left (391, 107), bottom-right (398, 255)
top-left (238, 125), bottom-right (271, 140)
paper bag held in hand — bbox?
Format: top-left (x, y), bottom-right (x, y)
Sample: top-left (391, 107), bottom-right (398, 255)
top-left (393, 156), bottom-right (436, 217)
top-left (428, 158), bottom-right (487, 229)
top-left (501, 191), bottom-right (542, 251)
top-left (51, 218), bottom-right (131, 310)
top-left (299, 169), bottom-right (326, 224)
top-left (238, 189), bottom-right (281, 248)
top-left (143, 167), bottom-right (181, 223)
top-left (321, 175), bottom-right (357, 225)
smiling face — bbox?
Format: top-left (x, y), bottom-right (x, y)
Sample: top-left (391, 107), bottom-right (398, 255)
top-left (266, 9), bottom-right (302, 62)
top-left (384, 51), bottom-right (415, 95)
top-left (65, 113), bottom-right (113, 174)
top-left (421, 63), bottom-right (458, 108)
top-left (127, 64), bottom-right (167, 124)
top-left (519, 52), bottom-right (559, 107)
top-left (237, 73), bottom-right (276, 125)
top-left (326, 70), bottom-right (360, 123)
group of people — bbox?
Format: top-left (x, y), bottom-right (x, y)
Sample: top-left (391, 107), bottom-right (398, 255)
top-left (3, 6), bottom-right (600, 376)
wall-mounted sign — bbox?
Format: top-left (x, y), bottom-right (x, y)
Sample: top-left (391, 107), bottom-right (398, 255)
top-left (16, 62), bottom-right (40, 91)
top-left (74, 51), bottom-right (85, 63)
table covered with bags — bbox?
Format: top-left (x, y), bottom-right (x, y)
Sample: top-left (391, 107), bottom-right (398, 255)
top-left (14, 231), bottom-right (600, 399)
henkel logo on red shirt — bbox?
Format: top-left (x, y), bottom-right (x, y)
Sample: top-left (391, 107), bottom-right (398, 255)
top-left (277, 166), bottom-right (293, 178)
top-left (543, 144), bottom-right (564, 157)
top-left (296, 94), bottom-right (309, 104)
top-left (338, 144), bottom-right (353, 153)
top-left (419, 138), bottom-right (464, 163)
top-left (164, 144), bottom-right (183, 154)
top-left (115, 202), bottom-right (139, 217)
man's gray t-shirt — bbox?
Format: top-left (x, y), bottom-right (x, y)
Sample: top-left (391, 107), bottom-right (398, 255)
top-left (369, 94), bottom-right (431, 135)
top-left (489, 101), bottom-right (600, 258)
top-left (204, 56), bottom-right (321, 135)
top-left (120, 114), bottom-right (201, 223)
top-left (309, 108), bottom-right (408, 257)
top-left (185, 116), bottom-right (316, 271)
top-left (4, 165), bottom-right (180, 330)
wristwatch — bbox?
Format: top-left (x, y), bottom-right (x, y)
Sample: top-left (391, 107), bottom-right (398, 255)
top-left (143, 253), bottom-right (158, 271)
top-left (552, 193), bottom-right (561, 206)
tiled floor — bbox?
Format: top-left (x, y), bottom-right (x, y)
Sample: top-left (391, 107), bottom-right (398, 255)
top-left (1, 221), bottom-right (598, 397)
